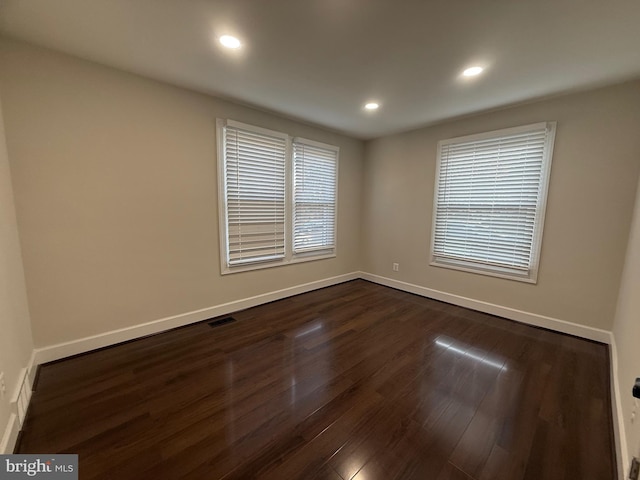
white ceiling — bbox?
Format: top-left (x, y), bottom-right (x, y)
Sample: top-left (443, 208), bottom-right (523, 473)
top-left (1, 0), bottom-right (640, 139)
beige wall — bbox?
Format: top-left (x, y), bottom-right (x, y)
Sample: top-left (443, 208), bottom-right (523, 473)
top-left (0, 93), bottom-right (34, 447)
top-left (0, 39), bottom-right (364, 347)
top-left (613, 169), bottom-right (640, 472)
top-left (1, 34), bottom-right (640, 465)
top-left (362, 81), bottom-right (640, 330)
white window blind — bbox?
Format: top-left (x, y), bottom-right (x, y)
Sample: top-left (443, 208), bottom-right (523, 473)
top-left (432, 122), bottom-right (556, 282)
top-left (222, 122), bottom-right (287, 267)
top-left (293, 139), bottom-right (338, 254)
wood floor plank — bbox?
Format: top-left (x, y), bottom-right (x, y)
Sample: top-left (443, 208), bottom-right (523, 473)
top-left (16, 280), bottom-right (617, 480)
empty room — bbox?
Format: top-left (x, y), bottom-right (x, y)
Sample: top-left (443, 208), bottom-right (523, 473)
top-left (1, 1), bottom-right (640, 479)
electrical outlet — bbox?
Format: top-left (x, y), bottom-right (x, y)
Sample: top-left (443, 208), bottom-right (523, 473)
top-left (0, 371), bottom-right (5, 396)
top-left (392, 263), bottom-right (399, 272)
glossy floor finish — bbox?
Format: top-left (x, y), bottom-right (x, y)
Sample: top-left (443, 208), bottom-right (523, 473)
top-left (17, 280), bottom-right (616, 479)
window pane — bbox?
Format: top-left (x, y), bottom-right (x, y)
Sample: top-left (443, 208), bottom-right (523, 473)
top-left (293, 141), bottom-right (338, 254)
top-left (224, 124), bottom-right (286, 266)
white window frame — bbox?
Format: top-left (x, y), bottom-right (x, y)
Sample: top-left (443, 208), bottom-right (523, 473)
top-left (217, 119), bottom-right (338, 275)
top-left (430, 122), bottom-right (556, 283)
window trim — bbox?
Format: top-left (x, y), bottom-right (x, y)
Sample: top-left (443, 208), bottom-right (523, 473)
top-left (217, 119), bottom-right (338, 275)
top-left (430, 122), bottom-right (556, 284)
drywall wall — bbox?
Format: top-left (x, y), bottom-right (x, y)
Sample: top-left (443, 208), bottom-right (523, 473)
top-left (613, 169), bottom-right (640, 471)
top-left (0, 93), bottom-right (34, 449)
top-left (0, 39), bottom-right (364, 348)
top-left (362, 81), bottom-right (640, 330)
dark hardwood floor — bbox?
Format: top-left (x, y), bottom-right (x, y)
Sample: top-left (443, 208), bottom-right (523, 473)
top-left (17, 280), bottom-right (616, 479)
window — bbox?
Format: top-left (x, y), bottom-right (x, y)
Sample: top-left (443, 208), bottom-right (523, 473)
top-left (217, 120), bottom-right (338, 274)
top-left (219, 120), bottom-right (287, 268)
top-left (431, 122), bottom-right (556, 283)
top-left (293, 139), bottom-right (338, 255)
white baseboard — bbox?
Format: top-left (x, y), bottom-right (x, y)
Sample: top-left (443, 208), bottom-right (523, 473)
top-left (9, 270), bottom-right (627, 474)
top-left (32, 270), bottom-right (612, 365)
top-left (610, 335), bottom-right (629, 480)
top-left (0, 413), bottom-right (19, 454)
top-left (0, 354), bottom-right (38, 454)
top-left (33, 272), bottom-right (359, 365)
top-left (11, 368), bottom-right (32, 428)
top-left (359, 272), bottom-right (612, 344)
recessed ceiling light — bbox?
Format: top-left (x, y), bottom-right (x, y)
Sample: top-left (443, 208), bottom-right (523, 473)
top-left (364, 102), bottom-right (380, 111)
top-left (462, 66), bottom-right (484, 77)
top-left (219, 35), bottom-right (241, 49)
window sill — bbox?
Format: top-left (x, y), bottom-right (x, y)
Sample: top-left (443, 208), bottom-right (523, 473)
top-left (221, 251), bottom-right (336, 275)
top-left (430, 258), bottom-right (538, 284)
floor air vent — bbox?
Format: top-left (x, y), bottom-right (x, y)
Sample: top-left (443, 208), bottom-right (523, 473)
top-left (208, 316), bottom-right (237, 328)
